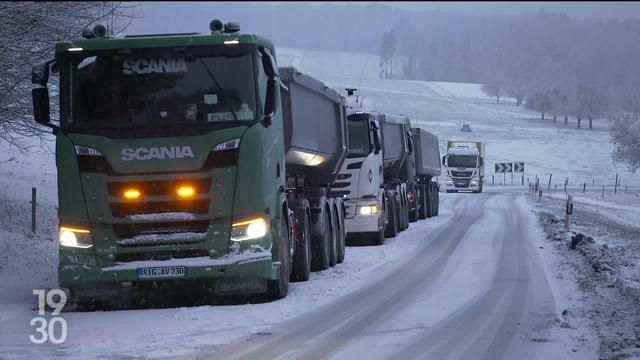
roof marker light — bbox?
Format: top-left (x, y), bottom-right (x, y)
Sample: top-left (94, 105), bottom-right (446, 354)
top-left (224, 40), bottom-right (239, 45)
top-left (68, 47), bottom-right (84, 52)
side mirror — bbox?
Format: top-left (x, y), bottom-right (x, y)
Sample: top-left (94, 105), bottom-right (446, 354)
top-left (32, 88), bottom-right (50, 124)
top-left (442, 156), bottom-right (447, 166)
top-left (32, 61), bottom-right (51, 86)
top-left (263, 78), bottom-right (278, 127)
top-left (31, 60), bottom-right (59, 133)
top-left (372, 127), bottom-right (382, 154)
top-left (479, 157), bottom-right (484, 166)
top-left (407, 137), bottom-right (414, 155)
top-left (259, 46), bottom-right (279, 78)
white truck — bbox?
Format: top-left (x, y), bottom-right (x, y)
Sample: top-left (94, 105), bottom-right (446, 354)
top-left (442, 141), bottom-right (485, 193)
top-left (330, 105), bottom-right (386, 245)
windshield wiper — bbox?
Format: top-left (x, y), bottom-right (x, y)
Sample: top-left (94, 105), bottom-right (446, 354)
top-left (198, 58), bottom-right (238, 122)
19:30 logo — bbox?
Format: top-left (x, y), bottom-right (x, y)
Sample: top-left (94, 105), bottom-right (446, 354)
top-left (30, 289), bottom-right (68, 344)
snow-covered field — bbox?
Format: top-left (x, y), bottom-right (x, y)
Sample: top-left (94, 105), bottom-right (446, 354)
top-left (0, 47), bottom-right (638, 359)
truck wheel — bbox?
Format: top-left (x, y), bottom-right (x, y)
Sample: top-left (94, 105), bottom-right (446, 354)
top-left (434, 187), bottom-right (440, 216)
top-left (329, 207), bottom-right (338, 267)
top-left (336, 205), bottom-right (346, 264)
top-left (268, 218), bottom-right (290, 299)
top-left (409, 190), bottom-right (419, 223)
top-left (418, 185), bottom-right (427, 220)
top-left (291, 204), bottom-right (311, 282)
top-left (384, 196), bottom-right (398, 238)
top-left (426, 185), bottom-right (434, 218)
top-left (397, 187), bottom-right (407, 231)
top-left (311, 209), bottom-right (331, 271)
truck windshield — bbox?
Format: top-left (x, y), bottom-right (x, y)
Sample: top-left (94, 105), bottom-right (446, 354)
top-left (63, 46), bottom-right (258, 137)
top-left (346, 115), bottom-right (371, 158)
top-left (448, 155), bottom-right (477, 168)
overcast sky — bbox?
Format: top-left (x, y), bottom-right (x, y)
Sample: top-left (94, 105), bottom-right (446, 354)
top-left (371, 1), bottom-right (640, 20)
top-left (128, 1), bottom-right (640, 36)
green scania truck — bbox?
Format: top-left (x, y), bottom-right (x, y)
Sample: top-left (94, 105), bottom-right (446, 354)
top-left (31, 20), bottom-right (347, 308)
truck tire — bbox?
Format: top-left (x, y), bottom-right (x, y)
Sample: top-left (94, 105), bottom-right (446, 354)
top-left (384, 196), bottom-right (398, 238)
top-left (418, 184), bottom-right (428, 220)
top-left (336, 203), bottom-right (346, 264)
top-left (291, 202), bottom-right (311, 282)
top-left (311, 208), bottom-right (331, 271)
top-left (329, 205), bottom-right (339, 267)
top-left (434, 187), bottom-right (440, 216)
top-left (426, 184), bottom-right (434, 218)
top-left (398, 187), bottom-right (408, 231)
top-left (409, 188), bottom-right (419, 223)
top-left (268, 217), bottom-right (290, 299)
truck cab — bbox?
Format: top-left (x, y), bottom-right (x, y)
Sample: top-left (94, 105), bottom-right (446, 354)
top-left (331, 109), bottom-right (386, 245)
top-left (31, 21), bottom-right (297, 306)
top-left (442, 141), bottom-right (485, 193)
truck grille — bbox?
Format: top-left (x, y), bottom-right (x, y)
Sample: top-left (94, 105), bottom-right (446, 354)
top-left (109, 199), bottom-right (210, 218)
top-left (451, 171), bottom-right (473, 177)
top-left (454, 179), bottom-right (471, 188)
top-left (113, 220), bottom-right (210, 239)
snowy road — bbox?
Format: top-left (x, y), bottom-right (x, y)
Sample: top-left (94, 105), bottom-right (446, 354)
top-left (202, 192), bottom-right (569, 360)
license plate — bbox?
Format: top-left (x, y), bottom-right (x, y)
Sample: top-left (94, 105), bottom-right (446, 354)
top-left (137, 266), bottom-right (186, 279)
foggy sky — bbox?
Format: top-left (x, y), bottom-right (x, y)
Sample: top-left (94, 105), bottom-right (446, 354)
top-left (127, 1), bottom-right (640, 36)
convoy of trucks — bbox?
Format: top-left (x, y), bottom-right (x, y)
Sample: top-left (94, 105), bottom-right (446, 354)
top-left (30, 20), bottom-right (443, 307)
top-left (442, 141), bottom-right (486, 193)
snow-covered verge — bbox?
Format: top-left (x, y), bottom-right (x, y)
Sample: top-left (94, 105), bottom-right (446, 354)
top-left (528, 191), bottom-right (640, 359)
top-left (0, 139), bottom-right (59, 306)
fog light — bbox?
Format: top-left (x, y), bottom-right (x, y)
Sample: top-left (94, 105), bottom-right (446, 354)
top-left (358, 205), bottom-right (378, 216)
top-left (231, 216), bottom-right (269, 241)
top-left (177, 185), bottom-right (195, 198)
top-left (123, 189), bottom-right (141, 200)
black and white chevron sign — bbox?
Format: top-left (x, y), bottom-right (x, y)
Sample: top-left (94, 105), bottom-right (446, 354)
top-left (495, 162), bottom-right (513, 173)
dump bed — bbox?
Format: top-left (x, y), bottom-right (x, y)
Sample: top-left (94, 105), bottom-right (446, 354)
top-left (412, 127), bottom-right (441, 177)
top-left (378, 113), bottom-right (408, 180)
top-left (279, 67), bottom-right (347, 186)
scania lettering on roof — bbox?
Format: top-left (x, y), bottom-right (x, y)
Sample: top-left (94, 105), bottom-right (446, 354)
top-left (122, 58), bottom-right (188, 75)
top-left (120, 146), bottom-right (195, 161)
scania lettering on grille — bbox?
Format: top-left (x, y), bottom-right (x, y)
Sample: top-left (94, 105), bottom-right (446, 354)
top-left (121, 146), bottom-right (195, 161)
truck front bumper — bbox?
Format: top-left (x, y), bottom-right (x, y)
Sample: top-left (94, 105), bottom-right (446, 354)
top-left (59, 250), bottom-right (277, 298)
top-left (345, 213), bottom-right (383, 234)
top-left (444, 178), bottom-right (480, 191)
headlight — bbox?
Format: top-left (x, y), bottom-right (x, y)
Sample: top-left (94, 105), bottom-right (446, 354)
top-left (213, 138), bottom-right (240, 152)
top-left (358, 205), bottom-right (378, 216)
top-left (59, 226), bottom-right (93, 248)
top-left (230, 216), bottom-right (269, 241)
top-left (470, 180), bottom-right (478, 185)
top-left (74, 145), bottom-right (103, 156)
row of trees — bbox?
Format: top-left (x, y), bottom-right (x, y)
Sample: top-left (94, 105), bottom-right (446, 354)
top-left (0, 1), bottom-right (138, 149)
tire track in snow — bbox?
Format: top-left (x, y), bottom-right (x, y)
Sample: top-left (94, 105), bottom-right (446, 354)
top-left (389, 194), bottom-right (553, 360)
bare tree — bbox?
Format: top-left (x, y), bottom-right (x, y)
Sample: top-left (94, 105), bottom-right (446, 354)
top-left (505, 83), bottom-right (526, 106)
top-left (481, 83), bottom-right (505, 104)
top-left (0, 2), bottom-right (139, 150)
top-left (525, 91), bottom-right (553, 120)
top-left (611, 111), bottom-right (640, 172)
